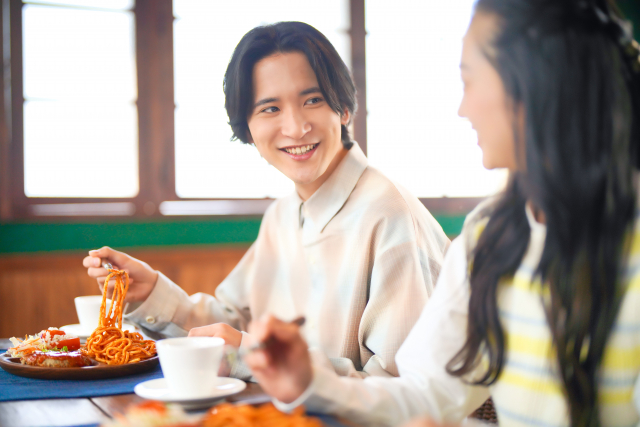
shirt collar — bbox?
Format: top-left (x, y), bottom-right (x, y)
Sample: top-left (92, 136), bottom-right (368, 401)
top-left (297, 143), bottom-right (368, 234)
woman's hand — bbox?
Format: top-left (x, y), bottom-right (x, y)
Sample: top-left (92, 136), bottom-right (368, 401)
top-left (244, 315), bottom-right (313, 404)
top-left (82, 246), bottom-right (158, 303)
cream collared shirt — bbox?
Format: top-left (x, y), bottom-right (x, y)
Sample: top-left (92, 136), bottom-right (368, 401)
top-left (126, 144), bottom-right (450, 380)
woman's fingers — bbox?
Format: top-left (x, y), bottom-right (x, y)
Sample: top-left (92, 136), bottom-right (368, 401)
top-left (244, 347), bottom-right (270, 370)
top-left (250, 314), bottom-right (299, 344)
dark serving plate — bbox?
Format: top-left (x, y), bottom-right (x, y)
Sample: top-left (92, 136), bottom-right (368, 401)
top-left (0, 352), bottom-right (159, 380)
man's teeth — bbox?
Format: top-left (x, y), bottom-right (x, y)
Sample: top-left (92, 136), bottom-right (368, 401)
top-left (284, 144), bottom-right (317, 155)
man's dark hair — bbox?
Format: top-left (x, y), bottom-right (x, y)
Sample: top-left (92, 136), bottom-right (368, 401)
top-left (223, 21), bottom-right (357, 148)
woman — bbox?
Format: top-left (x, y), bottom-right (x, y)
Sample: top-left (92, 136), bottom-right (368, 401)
top-left (245, 1), bottom-right (640, 425)
top-left (83, 22), bottom-right (449, 381)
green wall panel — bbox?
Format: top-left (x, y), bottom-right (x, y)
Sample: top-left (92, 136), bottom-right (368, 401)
top-left (0, 219), bottom-right (262, 254)
top-left (0, 215), bottom-right (464, 254)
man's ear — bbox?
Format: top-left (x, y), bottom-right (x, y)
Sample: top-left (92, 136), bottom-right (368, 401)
top-left (340, 108), bottom-right (351, 126)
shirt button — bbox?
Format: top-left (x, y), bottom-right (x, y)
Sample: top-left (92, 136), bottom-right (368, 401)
top-left (145, 316), bottom-right (156, 324)
top-left (309, 257), bottom-right (316, 265)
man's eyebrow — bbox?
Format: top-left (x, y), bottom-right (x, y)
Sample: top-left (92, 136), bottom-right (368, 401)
top-left (254, 97), bottom-right (278, 108)
top-left (300, 86), bottom-right (322, 96)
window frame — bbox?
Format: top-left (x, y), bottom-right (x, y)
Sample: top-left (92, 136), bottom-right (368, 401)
top-left (0, 0), bottom-right (482, 222)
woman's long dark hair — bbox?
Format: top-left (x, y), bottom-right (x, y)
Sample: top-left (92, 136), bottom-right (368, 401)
top-left (446, 1), bottom-right (640, 426)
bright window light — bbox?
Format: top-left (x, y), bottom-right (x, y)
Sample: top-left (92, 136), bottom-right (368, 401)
top-left (23, 0), bottom-right (133, 11)
top-left (173, 0), bottom-right (350, 199)
top-left (23, 4), bottom-right (138, 198)
top-left (366, 0), bottom-right (508, 198)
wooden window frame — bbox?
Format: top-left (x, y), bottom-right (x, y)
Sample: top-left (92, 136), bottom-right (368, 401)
top-left (0, 0), bottom-right (482, 222)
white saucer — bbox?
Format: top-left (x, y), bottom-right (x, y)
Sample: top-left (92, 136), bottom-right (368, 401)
top-left (134, 377), bottom-right (247, 409)
top-left (60, 323), bottom-right (137, 338)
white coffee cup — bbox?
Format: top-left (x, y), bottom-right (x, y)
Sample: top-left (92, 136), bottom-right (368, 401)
top-left (156, 337), bottom-right (225, 399)
top-left (74, 296), bottom-right (111, 334)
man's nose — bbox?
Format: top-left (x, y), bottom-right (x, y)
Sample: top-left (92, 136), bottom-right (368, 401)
top-left (281, 108), bottom-right (311, 140)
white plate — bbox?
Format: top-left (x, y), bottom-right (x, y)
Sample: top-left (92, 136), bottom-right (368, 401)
top-left (134, 377), bottom-right (247, 409)
top-left (60, 323), bottom-right (137, 338)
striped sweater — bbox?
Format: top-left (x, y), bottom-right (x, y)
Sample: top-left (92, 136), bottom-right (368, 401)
top-left (473, 204), bottom-right (640, 427)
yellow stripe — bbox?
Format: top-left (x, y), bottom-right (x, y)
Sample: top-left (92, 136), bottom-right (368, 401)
top-left (499, 369), bottom-right (564, 396)
top-left (628, 231), bottom-right (640, 256)
top-left (507, 274), bottom-right (547, 295)
top-left (506, 332), bottom-right (640, 370)
top-left (506, 333), bottom-right (554, 359)
top-left (500, 368), bottom-right (634, 405)
top-left (600, 388), bottom-right (634, 405)
top-left (602, 345), bottom-right (640, 371)
top-left (628, 275), bottom-right (640, 292)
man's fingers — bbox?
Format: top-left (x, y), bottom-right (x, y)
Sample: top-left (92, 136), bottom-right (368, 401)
top-left (89, 246), bottom-right (132, 269)
top-left (82, 255), bottom-right (102, 268)
top-left (188, 325), bottom-right (218, 337)
top-left (87, 266), bottom-right (108, 279)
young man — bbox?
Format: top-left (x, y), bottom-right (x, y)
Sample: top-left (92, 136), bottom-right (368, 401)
top-left (84, 22), bottom-right (449, 380)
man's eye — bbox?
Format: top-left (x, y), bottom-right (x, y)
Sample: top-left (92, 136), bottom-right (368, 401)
top-left (261, 106), bottom-right (279, 113)
top-left (305, 97), bottom-right (324, 105)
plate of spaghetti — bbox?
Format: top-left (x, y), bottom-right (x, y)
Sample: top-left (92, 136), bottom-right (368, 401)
top-left (0, 268), bottom-right (159, 380)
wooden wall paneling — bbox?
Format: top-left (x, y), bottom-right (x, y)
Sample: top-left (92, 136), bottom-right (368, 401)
top-left (0, 0), bottom-right (10, 221)
top-left (135, 0), bottom-right (176, 217)
top-left (0, 246), bottom-right (248, 338)
top-left (350, 0), bottom-right (367, 154)
top-left (3, 0), bottom-right (23, 220)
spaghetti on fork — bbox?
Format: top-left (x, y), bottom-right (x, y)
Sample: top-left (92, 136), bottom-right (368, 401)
top-left (81, 268), bottom-right (156, 365)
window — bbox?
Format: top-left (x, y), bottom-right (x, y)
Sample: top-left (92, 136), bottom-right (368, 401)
top-left (1, 0), bottom-right (502, 221)
top-left (173, 0), bottom-right (350, 200)
top-left (22, 0), bottom-right (137, 198)
top-left (365, 0), bottom-right (507, 198)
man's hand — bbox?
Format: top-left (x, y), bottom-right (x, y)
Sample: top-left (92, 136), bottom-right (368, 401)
top-left (401, 418), bottom-right (460, 427)
top-left (82, 246), bottom-right (158, 303)
top-left (188, 323), bottom-right (243, 348)
top-left (188, 324), bottom-right (243, 377)
top-left (244, 315), bottom-right (312, 404)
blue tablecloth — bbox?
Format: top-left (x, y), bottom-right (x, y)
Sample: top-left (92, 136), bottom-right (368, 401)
top-left (0, 350), bottom-right (164, 402)
top-left (0, 349), bottom-right (350, 427)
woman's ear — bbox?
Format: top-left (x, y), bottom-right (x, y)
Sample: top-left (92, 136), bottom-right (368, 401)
top-left (246, 129), bottom-right (255, 145)
top-left (340, 108), bottom-right (351, 126)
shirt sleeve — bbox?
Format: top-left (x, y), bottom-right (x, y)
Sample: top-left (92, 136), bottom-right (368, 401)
top-left (355, 208), bottom-right (446, 378)
top-left (274, 237), bottom-right (490, 426)
top-left (124, 242), bottom-right (258, 338)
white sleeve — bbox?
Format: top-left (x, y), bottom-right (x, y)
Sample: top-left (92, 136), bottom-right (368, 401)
top-left (124, 243), bottom-right (257, 338)
top-left (274, 237), bottom-right (489, 427)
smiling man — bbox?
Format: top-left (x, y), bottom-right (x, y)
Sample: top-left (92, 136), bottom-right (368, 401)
top-left (83, 21), bottom-right (449, 381)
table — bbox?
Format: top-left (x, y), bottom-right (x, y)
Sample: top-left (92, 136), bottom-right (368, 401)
top-left (0, 338), bottom-right (493, 426)
top-left (0, 338), bottom-right (276, 427)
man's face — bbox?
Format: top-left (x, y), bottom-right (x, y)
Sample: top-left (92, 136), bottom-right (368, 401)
top-left (247, 52), bottom-right (349, 199)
